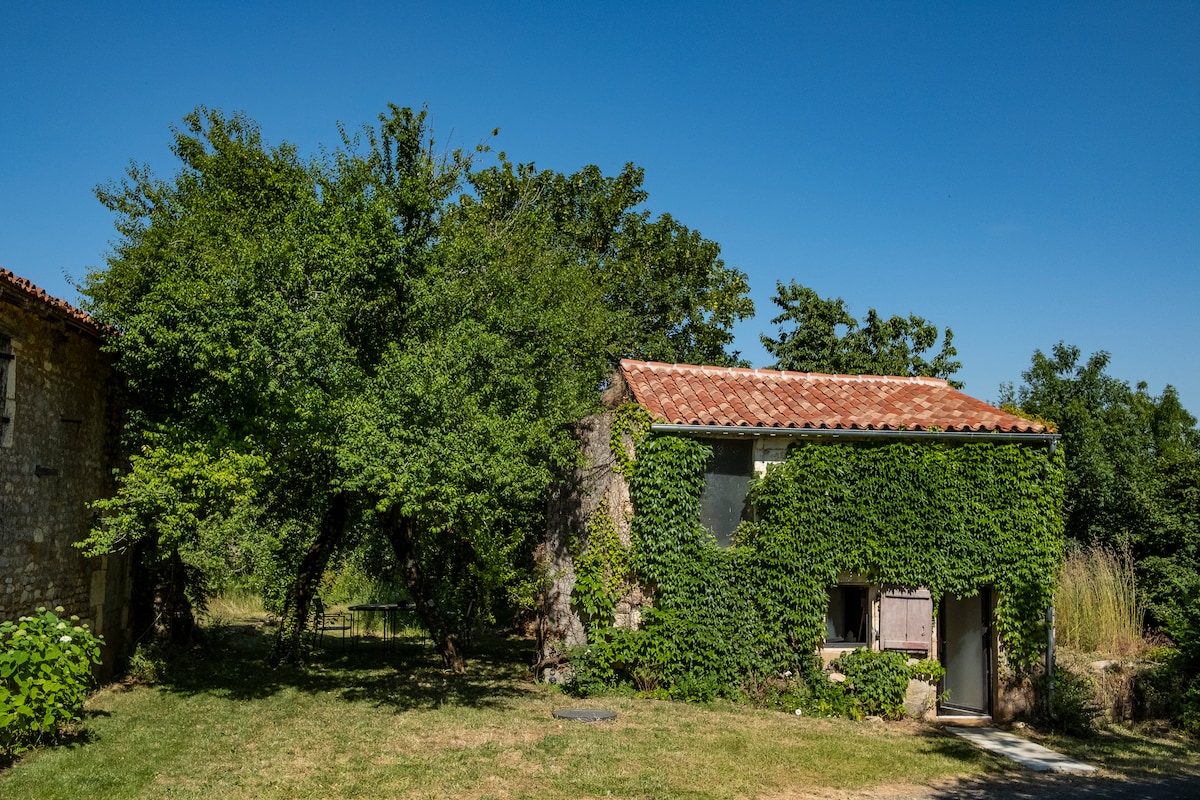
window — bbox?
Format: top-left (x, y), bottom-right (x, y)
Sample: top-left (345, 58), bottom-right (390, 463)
top-left (824, 585), bottom-right (869, 645)
top-left (699, 438), bottom-right (753, 547)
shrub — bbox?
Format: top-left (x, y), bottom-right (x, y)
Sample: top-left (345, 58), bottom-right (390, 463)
top-left (1037, 661), bottom-right (1102, 735)
top-left (0, 607), bottom-right (105, 756)
top-left (125, 642), bottom-right (168, 685)
top-left (812, 648), bottom-right (945, 720)
top-left (1133, 599), bottom-right (1200, 737)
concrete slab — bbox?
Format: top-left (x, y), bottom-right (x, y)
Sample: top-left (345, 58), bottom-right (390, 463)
top-left (946, 725), bottom-right (1099, 774)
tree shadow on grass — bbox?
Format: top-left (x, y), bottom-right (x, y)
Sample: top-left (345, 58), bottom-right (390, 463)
top-left (906, 724), bottom-right (1200, 800)
top-left (152, 622), bottom-right (537, 713)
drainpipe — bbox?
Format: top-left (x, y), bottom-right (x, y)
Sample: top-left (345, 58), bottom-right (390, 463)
top-left (1047, 605), bottom-right (1056, 715)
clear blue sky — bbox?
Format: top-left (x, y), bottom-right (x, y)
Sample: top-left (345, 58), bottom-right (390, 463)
top-left (3, 2), bottom-right (1197, 410)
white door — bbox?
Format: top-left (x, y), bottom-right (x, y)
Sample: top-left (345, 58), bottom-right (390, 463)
top-left (939, 592), bottom-right (990, 715)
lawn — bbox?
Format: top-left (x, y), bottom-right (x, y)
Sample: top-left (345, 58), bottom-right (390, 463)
top-left (0, 612), bottom-right (1195, 800)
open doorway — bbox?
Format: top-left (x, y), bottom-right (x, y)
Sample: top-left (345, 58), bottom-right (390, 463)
top-left (938, 589), bottom-right (992, 716)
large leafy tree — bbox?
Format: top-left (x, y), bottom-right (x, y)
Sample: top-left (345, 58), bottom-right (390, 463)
top-left (81, 106), bottom-right (751, 669)
top-left (1000, 342), bottom-right (1200, 631)
top-left (466, 160), bottom-right (755, 367)
top-left (761, 281), bottom-right (962, 385)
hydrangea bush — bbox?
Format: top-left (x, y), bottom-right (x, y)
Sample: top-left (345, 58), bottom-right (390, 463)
top-left (1, 606), bottom-right (104, 755)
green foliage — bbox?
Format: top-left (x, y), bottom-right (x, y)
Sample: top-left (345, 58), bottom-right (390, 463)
top-left (823, 648), bottom-right (942, 720)
top-left (1001, 342), bottom-right (1200, 632)
top-left (466, 160), bottom-right (755, 367)
top-left (1038, 663), bottom-right (1102, 735)
top-left (750, 441), bottom-right (1065, 667)
top-left (1, 607), bottom-right (105, 756)
top-left (572, 501), bottom-right (630, 630)
top-left (761, 281), bottom-right (962, 386)
top-left (573, 432), bottom-right (1064, 706)
top-left (1134, 599), bottom-right (1200, 736)
top-left (609, 404), bottom-right (653, 478)
top-left (124, 642), bottom-right (168, 685)
top-left (82, 105), bottom-right (753, 666)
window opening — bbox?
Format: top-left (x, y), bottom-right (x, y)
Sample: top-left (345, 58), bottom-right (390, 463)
top-left (825, 585), bottom-right (868, 645)
top-left (0, 334), bottom-right (11, 447)
top-left (699, 438), bottom-right (754, 547)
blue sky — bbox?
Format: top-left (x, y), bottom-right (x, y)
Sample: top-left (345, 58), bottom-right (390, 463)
top-left (3, 2), bottom-right (1197, 410)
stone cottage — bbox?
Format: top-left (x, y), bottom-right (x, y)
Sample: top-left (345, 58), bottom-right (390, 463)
top-left (1, 268), bottom-right (132, 672)
top-left (540, 358), bottom-right (1061, 719)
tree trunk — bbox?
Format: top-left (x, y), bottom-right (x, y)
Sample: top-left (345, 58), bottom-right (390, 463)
top-left (272, 492), bottom-right (350, 663)
top-left (159, 546), bottom-right (197, 645)
top-left (382, 515), bottom-right (467, 673)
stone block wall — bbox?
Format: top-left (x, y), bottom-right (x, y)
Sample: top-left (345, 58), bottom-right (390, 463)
top-left (0, 291), bottom-right (132, 675)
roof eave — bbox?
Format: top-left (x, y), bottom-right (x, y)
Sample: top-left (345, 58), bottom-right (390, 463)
top-left (649, 422), bottom-right (1060, 446)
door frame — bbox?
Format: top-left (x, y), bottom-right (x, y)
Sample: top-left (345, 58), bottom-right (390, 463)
top-left (937, 587), bottom-right (993, 716)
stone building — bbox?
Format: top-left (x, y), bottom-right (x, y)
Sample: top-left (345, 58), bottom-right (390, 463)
top-left (1, 268), bottom-right (132, 672)
top-left (541, 358), bottom-right (1061, 720)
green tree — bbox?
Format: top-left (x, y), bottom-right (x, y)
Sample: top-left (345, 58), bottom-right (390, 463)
top-left (1000, 342), bottom-right (1200, 631)
top-left (80, 105), bottom-right (752, 670)
top-left (760, 281), bottom-right (962, 385)
top-left (466, 160), bottom-right (755, 367)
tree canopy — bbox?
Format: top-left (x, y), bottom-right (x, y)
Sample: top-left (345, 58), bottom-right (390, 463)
top-left (760, 281), bottom-right (962, 385)
top-left (1001, 342), bottom-right (1200, 632)
top-left (81, 105), bottom-right (753, 669)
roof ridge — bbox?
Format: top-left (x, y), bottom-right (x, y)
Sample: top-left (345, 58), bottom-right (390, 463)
top-left (619, 358), bottom-right (949, 387)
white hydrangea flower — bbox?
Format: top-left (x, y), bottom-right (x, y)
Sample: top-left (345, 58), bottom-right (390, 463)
top-left (60, 635), bottom-right (73, 644)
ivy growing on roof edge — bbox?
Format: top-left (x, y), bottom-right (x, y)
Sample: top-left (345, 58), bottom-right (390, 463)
top-left (569, 405), bottom-right (1066, 699)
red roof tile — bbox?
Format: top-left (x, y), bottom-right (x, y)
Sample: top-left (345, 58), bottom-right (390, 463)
top-left (0, 268), bottom-right (108, 338)
top-left (619, 359), bottom-right (1052, 434)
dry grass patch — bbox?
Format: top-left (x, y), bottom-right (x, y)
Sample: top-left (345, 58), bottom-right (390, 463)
top-left (1055, 544), bottom-right (1144, 658)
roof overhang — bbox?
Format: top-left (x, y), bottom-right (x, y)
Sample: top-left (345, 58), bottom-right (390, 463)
top-left (650, 422), bottom-right (1060, 448)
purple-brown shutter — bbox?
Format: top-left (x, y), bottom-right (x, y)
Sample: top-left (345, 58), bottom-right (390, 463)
top-left (879, 587), bottom-right (933, 652)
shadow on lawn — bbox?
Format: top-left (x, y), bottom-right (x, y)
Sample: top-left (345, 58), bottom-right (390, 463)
top-left (918, 772), bottom-right (1200, 800)
top-left (905, 724), bottom-right (1200, 800)
top-left (154, 622), bottom-right (536, 712)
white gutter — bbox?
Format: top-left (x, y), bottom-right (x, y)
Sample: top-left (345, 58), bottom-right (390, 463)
top-left (649, 423), bottom-right (1060, 450)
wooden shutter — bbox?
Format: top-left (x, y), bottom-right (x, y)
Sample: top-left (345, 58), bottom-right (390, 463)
top-left (879, 587), bottom-right (932, 652)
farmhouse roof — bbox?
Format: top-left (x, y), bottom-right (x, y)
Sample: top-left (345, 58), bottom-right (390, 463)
top-left (0, 267), bottom-right (108, 338)
top-left (617, 359), bottom-right (1052, 435)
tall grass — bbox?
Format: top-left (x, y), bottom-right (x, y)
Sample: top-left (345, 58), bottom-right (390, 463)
top-left (1055, 544), bottom-right (1144, 657)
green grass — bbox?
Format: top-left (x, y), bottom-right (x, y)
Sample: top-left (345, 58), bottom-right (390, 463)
top-left (0, 616), bottom-right (1194, 799)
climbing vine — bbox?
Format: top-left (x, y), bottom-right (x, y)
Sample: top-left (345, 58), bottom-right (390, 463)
top-left (572, 499), bottom-right (630, 630)
top-left (571, 406), bottom-right (1065, 701)
top-left (609, 403), bottom-right (653, 477)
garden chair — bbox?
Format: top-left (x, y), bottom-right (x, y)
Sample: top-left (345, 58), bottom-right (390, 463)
top-left (311, 597), bottom-right (352, 649)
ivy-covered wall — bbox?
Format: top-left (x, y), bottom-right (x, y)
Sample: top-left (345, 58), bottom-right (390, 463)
top-left (548, 405), bottom-right (1066, 701)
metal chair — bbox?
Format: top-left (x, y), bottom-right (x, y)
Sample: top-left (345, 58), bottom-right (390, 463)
top-left (311, 598), bottom-right (352, 649)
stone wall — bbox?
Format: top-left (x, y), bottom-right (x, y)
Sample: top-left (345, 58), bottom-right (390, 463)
top-left (0, 290), bottom-right (132, 675)
top-left (537, 409), bottom-right (639, 679)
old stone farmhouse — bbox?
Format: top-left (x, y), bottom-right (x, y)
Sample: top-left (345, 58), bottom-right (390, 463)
top-left (541, 358), bottom-right (1061, 719)
top-left (1, 268), bottom-right (132, 671)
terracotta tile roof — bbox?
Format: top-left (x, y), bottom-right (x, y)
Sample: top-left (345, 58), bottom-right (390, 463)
top-left (0, 267), bottom-right (109, 338)
top-left (619, 359), bottom-right (1053, 434)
